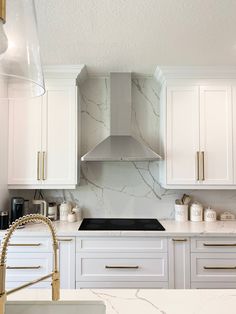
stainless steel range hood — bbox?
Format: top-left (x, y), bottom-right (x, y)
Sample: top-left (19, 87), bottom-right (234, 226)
top-left (81, 73), bottom-right (162, 161)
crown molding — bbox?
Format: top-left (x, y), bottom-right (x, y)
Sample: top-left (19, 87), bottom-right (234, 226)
top-left (43, 65), bottom-right (88, 83)
top-left (154, 66), bottom-right (236, 85)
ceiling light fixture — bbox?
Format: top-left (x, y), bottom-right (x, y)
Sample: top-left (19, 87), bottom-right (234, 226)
top-left (0, 0), bottom-right (45, 99)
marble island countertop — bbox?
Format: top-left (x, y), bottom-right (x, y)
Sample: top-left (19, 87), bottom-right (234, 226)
top-left (1, 219), bottom-right (236, 237)
top-left (7, 288), bottom-right (236, 314)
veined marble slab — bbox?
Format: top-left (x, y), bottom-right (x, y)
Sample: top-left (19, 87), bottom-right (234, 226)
top-left (7, 288), bottom-right (236, 314)
top-left (1, 220), bottom-right (236, 237)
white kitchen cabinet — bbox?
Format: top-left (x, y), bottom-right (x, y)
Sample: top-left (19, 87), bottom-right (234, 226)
top-left (76, 237), bottom-right (168, 289)
top-left (8, 66), bottom-right (85, 189)
top-left (58, 237), bottom-right (76, 289)
top-left (190, 237), bottom-right (236, 288)
top-left (168, 238), bottom-right (190, 289)
top-left (199, 86), bottom-right (232, 184)
top-left (232, 86), bottom-right (236, 184)
top-left (41, 80), bottom-right (78, 187)
top-left (161, 84), bottom-right (233, 188)
top-left (157, 67), bottom-right (236, 189)
top-left (2, 236), bottom-right (76, 290)
top-left (8, 97), bottom-right (42, 186)
top-left (166, 86), bottom-right (199, 185)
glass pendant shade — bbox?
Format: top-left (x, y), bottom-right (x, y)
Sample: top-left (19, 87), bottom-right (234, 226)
top-left (0, 19), bottom-right (8, 54)
top-left (0, 0), bottom-right (45, 99)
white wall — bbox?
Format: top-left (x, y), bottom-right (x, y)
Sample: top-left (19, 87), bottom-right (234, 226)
top-left (12, 77), bottom-right (236, 219)
top-left (0, 81), bottom-right (9, 210)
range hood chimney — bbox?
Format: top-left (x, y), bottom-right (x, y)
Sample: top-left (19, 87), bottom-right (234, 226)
top-left (81, 73), bottom-right (162, 161)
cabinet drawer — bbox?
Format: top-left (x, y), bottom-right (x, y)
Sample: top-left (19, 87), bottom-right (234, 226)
top-left (76, 252), bottom-right (168, 282)
top-left (191, 238), bottom-right (236, 253)
top-left (191, 253), bottom-right (236, 282)
top-left (76, 237), bottom-right (167, 252)
top-left (6, 237), bottom-right (52, 253)
top-left (6, 252), bottom-right (53, 282)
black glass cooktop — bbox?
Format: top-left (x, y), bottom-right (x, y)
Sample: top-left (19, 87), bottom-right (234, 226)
top-left (79, 218), bottom-right (165, 231)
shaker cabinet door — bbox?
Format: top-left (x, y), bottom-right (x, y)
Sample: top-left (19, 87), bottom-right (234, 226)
top-left (8, 98), bottom-right (42, 185)
top-left (166, 86), bottom-right (199, 185)
top-left (42, 82), bottom-right (77, 186)
top-left (199, 86), bottom-right (233, 185)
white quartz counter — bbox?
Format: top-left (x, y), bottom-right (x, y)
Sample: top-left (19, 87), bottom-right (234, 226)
top-left (7, 289), bottom-right (236, 314)
top-left (1, 219), bottom-right (236, 237)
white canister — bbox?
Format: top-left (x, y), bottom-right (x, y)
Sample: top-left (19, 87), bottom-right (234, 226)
top-left (204, 207), bottom-right (217, 222)
top-left (72, 206), bottom-right (82, 221)
top-left (67, 212), bottom-right (76, 223)
top-left (190, 202), bottom-right (203, 222)
top-left (59, 202), bottom-right (71, 221)
top-left (175, 204), bottom-right (188, 222)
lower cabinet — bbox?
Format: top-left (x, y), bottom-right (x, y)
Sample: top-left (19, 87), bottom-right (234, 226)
top-left (76, 237), bottom-right (168, 289)
top-left (190, 237), bottom-right (236, 288)
top-left (3, 236), bottom-right (76, 290)
top-left (2, 235), bottom-right (236, 290)
top-left (168, 237), bottom-right (190, 289)
top-left (58, 237), bottom-right (76, 289)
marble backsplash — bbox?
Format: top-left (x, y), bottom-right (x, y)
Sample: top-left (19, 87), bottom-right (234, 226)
top-left (12, 77), bottom-right (236, 219)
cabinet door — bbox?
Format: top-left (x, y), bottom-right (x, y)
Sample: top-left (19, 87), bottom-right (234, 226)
top-left (199, 86), bottom-right (233, 184)
top-left (166, 86), bottom-right (199, 184)
top-left (58, 237), bottom-right (76, 289)
top-left (232, 86), bottom-right (236, 184)
top-left (42, 82), bottom-right (77, 185)
top-left (8, 98), bottom-right (42, 185)
top-left (168, 238), bottom-right (190, 289)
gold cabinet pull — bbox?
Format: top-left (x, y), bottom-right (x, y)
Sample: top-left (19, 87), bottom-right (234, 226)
top-left (203, 243), bottom-right (236, 247)
top-left (57, 239), bottom-right (73, 242)
top-left (196, 151), bottom-right (200, 181)
top-left (42, 151), bottom-right (46, 180)
top-left (37, 151), bottom-right (41, 180)
top-left (201, 151), bottom-right (205, 181)
top-left (204, 266), bottom-right (236, 270)
top-left (7, 266), bottom-right (41, 270)
top-left (9, 243), bottom-right (41, 247)
top-left (172, 238), bottom-right (188, 242)
top-left (105, 265), bottom-right (139, 269)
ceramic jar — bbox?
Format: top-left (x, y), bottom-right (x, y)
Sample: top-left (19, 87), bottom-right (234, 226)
top-left (190, 202), bottom-right (203, 222)
top-left (204, 207), bottom-right (217, 222)
top-left (175, 204), bottom-right (188, 222)
top-left (59, 202), bottom-right (71, 221)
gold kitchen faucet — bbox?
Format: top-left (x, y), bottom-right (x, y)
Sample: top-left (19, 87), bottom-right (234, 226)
top-left (0, 214), bottom-right (60, 314)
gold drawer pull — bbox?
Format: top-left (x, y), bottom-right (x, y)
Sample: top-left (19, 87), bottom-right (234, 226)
top-left (201, 151), bottom-right (205, 181)
top-left (204, 266), bottom-right (236, 270)
top-left (42, 151), bottom-right (46, 181)
top-left (172, 239), bottom-right (187, 242)
top-left (196, 151), bottom-right (200, 181)
top-left (37, 151), bottom-right (41, 181)
top-left (57, 239), bottom-right (73, 242)
top-left (203, 243), bottom-right (236, 247)
top-left (105, 265), bottom-right (139, 269)
top-left (7, 266), bottom-right (41, 270)
top-left (9, 243), bottom-right (41, 247)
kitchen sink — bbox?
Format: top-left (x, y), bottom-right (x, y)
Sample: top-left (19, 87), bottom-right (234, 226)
top-left (6, 300), bottom-right (106, 314)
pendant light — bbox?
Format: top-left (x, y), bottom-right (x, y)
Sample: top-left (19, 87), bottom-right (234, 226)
top-left (0, 0), bottom-right (45, 99)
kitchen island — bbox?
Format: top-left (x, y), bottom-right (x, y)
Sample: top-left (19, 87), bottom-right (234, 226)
top-left (7, 288), bottom-right (236, 314)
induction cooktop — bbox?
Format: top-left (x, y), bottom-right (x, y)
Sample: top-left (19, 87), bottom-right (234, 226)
top-left (78, 218), bottom-right (165, 231)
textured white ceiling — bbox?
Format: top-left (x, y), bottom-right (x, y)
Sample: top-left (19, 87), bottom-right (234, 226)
top-left (35, 0), bottom-right (236, 75)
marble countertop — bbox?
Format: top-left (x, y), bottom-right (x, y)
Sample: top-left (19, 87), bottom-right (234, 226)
top-left (1, 219), bottom-right (236, 237)
top-left (7, 288), bottom-right (236, 314)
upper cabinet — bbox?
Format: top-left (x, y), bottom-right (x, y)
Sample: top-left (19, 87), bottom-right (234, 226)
top-left (8, 65), bottom-right (87, 189)
top-left (156, 67), bottom-right (235, 189)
